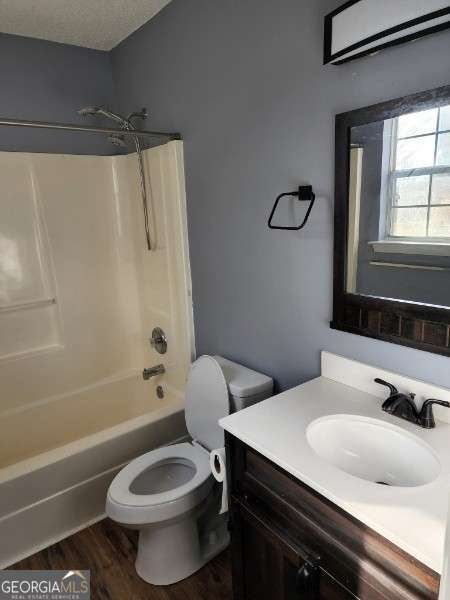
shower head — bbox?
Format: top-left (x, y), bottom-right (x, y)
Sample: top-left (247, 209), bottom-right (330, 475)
top-left (78, 106), bottom-right (129, 127)
top-left (77, 106), bottom-right (101, 117)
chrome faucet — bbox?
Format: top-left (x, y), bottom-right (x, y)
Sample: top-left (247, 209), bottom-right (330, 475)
top-left (143, 364), bottom-right (165, 380)
top-left (374, 378), bottom-right (450, 428)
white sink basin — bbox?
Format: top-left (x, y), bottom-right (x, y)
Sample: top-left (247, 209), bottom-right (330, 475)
top-left (306, 415), bottom-right (440, 487)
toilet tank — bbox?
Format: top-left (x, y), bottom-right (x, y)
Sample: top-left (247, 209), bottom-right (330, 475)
top-left (214, 356), bottom-right (273, 412)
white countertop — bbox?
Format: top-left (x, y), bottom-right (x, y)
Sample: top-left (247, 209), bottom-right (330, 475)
top-left (220, 375), bottom-right (450, 574)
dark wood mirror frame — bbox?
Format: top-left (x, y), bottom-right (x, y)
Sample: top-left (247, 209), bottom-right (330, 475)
top-left (331, 84), bottom-right (450, 357)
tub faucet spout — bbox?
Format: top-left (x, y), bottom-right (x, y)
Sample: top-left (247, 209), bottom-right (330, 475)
top-left (143, 364), bottom-right (165, 380)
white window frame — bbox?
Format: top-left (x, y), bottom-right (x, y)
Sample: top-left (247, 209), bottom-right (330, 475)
top-left (385, 107), bottom-right (450, 243)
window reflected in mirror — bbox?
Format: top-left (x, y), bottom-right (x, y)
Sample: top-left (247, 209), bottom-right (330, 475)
top-left (346, 102), bottom-right (450, 307)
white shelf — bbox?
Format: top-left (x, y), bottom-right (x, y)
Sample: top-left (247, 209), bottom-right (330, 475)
top-left (0, 298), bottom-right (57, 314)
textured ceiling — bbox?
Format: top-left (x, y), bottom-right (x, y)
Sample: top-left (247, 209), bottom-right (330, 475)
top-left (0, 0), bottom-right (172, 51)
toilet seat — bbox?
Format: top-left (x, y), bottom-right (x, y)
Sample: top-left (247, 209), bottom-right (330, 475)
top-left (107, 442), bottom-right (214, 525)
top-left (185, 355), bottom-right (229, 451)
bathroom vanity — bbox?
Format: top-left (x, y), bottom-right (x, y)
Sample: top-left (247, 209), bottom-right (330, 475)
top-left (220, 352), bottom-right (450, 600)
top-left (226, 436), bottom-right (438, 599)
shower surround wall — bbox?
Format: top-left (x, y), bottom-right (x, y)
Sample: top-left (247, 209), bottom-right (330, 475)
top-left (111, 0), bottom-right (450, 391)
top-left (1, 152), bottom-right (134, 412)
top-left (0, 142), bottom-right (192, 446)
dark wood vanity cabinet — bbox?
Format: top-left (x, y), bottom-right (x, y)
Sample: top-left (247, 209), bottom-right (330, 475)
top-left (226, 434), bottom-right (440, 600)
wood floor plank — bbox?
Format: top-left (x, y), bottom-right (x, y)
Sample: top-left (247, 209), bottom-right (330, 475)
top-left (10, 519), bottom-right (232, 600)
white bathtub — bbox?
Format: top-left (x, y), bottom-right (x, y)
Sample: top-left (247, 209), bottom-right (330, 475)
top-left (0, 371), bottom-right (187, 568)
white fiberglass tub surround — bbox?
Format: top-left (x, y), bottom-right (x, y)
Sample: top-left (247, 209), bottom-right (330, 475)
top-left (0, 141), bottom-right (194, 567)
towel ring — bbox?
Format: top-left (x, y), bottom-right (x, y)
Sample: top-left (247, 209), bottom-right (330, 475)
top-left (268, 185), bottom-right (315, 230)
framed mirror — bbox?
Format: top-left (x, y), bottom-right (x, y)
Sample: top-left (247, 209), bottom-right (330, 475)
top-left (332, 85), bottom-right (450, 356)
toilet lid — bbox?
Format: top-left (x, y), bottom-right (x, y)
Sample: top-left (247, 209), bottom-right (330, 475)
top-left (185, 355), bottom-right (229, 452)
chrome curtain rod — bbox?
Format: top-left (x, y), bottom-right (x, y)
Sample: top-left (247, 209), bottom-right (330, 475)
top-left (0, 117), bottom-right (181, 140)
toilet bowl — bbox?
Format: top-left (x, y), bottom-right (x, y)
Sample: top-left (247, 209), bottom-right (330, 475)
top-left (106, 355), bottom-right (273, 585)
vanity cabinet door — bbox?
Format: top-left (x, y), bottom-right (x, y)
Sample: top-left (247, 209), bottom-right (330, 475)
top-left (230, 499), bottom-right (355, 600)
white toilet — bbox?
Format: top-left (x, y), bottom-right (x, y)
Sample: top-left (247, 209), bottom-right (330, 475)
top-left (106, 355), bottom-right (273, 585)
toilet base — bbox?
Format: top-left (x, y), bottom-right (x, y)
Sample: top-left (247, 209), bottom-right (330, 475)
top-left (135, 512), bottom-right (229, 586)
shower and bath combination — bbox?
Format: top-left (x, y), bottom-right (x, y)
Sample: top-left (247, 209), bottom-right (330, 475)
top-left (0, 105), bottom-right (187, 571)
top-left (78, 106), bottom-right (153, 250)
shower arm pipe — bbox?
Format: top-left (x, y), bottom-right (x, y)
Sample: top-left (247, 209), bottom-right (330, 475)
top-left (0, 116), bottom-right (181, 140)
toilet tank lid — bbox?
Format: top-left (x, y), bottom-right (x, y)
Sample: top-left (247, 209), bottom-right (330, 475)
top-left (214, 356), bottom-right (273, 398)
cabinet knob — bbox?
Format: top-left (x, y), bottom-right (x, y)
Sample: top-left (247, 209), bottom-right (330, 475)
top-left (296, 561), bottom-right (319, 599)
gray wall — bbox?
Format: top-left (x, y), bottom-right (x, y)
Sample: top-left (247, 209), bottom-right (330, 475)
top-left (0, 33), bottom-right (115, 154)
top-left (108, 1), bottom-right (450, 391)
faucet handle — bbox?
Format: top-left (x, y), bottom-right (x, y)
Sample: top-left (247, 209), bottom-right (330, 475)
top-left (374, 378), bottom-right (398, 396)
top-left (418, 399), bottom-right (450, 429)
